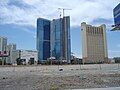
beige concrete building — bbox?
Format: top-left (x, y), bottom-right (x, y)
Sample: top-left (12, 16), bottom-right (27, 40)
top-left (81, 22), bottom-right (108, 64)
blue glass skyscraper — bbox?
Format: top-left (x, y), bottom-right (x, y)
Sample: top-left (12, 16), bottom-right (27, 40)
top-left (37, 18), bottom-right (50, 63)
top-left (51, 16), bottom-right (71, 63)
top-left (113, 3), bottom-right (120, 25)
top-left (51, 18), bottom-right (62, 60)
top-left (62, 16), bottom-right (71, 63)
top-left (37, 16), bottom-right (71, 64)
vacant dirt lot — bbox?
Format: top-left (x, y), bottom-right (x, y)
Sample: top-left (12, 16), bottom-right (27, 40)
top-left (0, 64), bottom-right (120, 90)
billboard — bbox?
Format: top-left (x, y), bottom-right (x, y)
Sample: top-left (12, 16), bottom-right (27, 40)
top-left (0, 51), bottom-right (9, 57)
top-left (113, 3), bottom-right (120, 26)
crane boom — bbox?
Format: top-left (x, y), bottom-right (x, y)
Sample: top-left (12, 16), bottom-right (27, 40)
top-left (58, 8), bottom-right (72, 17)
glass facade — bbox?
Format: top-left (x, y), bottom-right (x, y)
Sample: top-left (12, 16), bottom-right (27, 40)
top-left (51, 19), bottom-right (62, 60)
top-left (51, 16), bottom-right (71, 63)
top-left (114, 3), bottom-right (120, 25)
top-left (62, 16), bottom-right (71, 63)
top-left (37, 18), bottom-right (50, 62)
top-left (37, 16), bottom-right (71, 63)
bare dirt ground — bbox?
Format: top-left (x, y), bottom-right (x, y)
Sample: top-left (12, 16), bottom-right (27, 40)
top-left (0, 64), bottom-right (120, 90)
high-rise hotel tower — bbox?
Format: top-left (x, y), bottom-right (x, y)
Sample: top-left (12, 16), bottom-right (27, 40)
top-left (81, 22), bottom-right (108, 64)
top-left (51, 16), bottom-right (71, 63)
top-left (37, 18), bottom-right (51, 63)
top-left (37, 16), bottom-right (71, 63)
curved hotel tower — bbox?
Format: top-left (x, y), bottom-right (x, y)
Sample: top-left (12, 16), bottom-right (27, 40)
top-left (81, 22), bottom-right (108, 64)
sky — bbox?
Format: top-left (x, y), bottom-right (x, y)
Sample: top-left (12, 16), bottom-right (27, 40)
top-left (0, 0), bottom-right (120, 58)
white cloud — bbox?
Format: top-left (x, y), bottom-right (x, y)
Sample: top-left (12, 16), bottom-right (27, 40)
top-left (108, 50), bottom-right (120, 57)
top-left (23, 0), bottom-right (41, 5)
top-left (0, 0), bottom-right (120, 27)
top-left (109, 50), bottom-right (120, 53)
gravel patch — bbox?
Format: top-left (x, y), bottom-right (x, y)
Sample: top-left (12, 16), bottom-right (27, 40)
top-left (0, 64), bottom-right (120, 90)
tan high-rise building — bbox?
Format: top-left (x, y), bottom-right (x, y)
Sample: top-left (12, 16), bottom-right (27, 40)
top-left (81, 22), bottom-right (108, 64)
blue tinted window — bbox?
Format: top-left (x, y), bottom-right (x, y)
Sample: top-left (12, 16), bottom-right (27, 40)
top-left (44, 25), bottom-right (50, 40)
top-left (37, 18), bottom-right (50, 61)
top-left (43, 41), bottom-right (50, 60)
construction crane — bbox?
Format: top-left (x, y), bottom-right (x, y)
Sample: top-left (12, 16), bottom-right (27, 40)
top-left (58, 8), bottom-right (72, 18)
top-left (57, 8), bottom-right (72, 64)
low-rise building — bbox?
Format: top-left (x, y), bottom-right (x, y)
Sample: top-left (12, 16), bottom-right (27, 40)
top-left (20, 50), bottom-right (38, 65)
top-left (6, 44), bottom-right (17, 64)
top-left (113, 57), bottom-right (120, 63)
